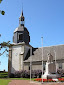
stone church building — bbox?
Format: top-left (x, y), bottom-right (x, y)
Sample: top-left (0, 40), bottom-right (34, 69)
top-left (8, 11), bottom-right (64, 76)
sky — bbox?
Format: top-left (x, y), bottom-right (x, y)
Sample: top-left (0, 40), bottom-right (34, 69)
top-left (0, 0), bottom-right (64, 71)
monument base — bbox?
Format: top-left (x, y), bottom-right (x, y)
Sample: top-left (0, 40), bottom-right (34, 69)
top-left (42, 73), bottom-right (60, 79)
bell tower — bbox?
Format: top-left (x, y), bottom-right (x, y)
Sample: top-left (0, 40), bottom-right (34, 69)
top-left (13, 11), bottom-right (30, 44)
top-left (8, 11), bottom-right (32, 76)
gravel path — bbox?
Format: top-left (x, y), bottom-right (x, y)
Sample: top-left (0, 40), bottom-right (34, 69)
top-left (8, 80), bottom-right (64, 85)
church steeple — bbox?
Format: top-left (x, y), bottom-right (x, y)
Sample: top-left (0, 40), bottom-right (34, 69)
top-left (13, 10), bottom-right (30, 44)
top-left (19, 10), bottom-right (25, 26)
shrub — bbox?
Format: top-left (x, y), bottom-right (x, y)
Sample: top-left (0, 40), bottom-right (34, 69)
top-left (31, 70), bottom-right (42, 78)
top-left (57, 69), bottom-right (64, 77)
top-left (14, 71), bottom-right (21, 78)
top-left (14, 70), bottom-right (42, 78)
top-left (21, 70), bottom-right (29, 78)
top-left (9, 73), bottom-right (14, 78)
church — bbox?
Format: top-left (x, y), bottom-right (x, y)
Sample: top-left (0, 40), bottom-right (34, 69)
top-left (8, 11), bottom-right (64, 76)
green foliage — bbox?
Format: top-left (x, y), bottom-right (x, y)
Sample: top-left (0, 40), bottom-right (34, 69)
top-left (0, 41), bottom-right (11, 48)
top-left (0, 0), bottom-right (5, 15)
top-left (0, 0), bottom-right (2, 3)
top-left (0, 41), bottom-right (11, 56)
top-left (1, 10), bottom-right (5, 15)
top-left (7, 78), bottom-right (35, 80)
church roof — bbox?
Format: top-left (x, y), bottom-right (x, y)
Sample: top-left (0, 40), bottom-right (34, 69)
top-left (24, 44), bottom-right (64, 62)
top-left (14, 25), bottom-right (29, 33)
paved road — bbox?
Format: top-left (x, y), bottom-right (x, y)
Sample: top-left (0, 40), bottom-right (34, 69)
top-left (8, 80), bottom-right (64, 85)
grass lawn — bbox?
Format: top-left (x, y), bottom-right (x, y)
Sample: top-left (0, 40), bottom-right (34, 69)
top-left (0, 72), bottom-right (36, 85)
top-left (62, 77), bottom-right (64, 78)
top-left (0, 78), bottom-right (35, 85)
top-left (0, 79), bottom-right (11, 85)
top-left (7, 78), bottom-right (36, 80)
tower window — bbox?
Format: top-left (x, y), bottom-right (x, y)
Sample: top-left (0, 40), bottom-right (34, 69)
top-left (18, 33), bottom-right (23, 40)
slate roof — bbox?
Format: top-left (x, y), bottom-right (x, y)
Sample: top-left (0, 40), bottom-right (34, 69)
top-left (14, 25), bottom-right (29, 33)
top-left (24, 44), bottom-right (64, 62)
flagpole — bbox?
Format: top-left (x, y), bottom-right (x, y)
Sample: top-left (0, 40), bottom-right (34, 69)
top-left (41, 37), bottom-right (43, 83)
top-left (54, 50), bottom-right (57, 73)
top-left (30, 47), bottom-right (32, 82)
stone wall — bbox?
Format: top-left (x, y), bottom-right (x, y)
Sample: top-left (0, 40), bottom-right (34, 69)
top-left (24, 60), bottom-right (64, 72)
top-left (11, 44), bottom-right (24, 73)
top-left (24, 45), bottom-right (31, 60)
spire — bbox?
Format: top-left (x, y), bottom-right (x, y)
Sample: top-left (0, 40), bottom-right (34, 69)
top-left (19, 10), bottom-right (25, 26)
top-left (22, 10), bottom-right (23, 16)
top-left (22, 3), bottom-right (23, 16)
top-left (20, 9), bottom-right (23, 17)
top-left (20, 3), bottom-right (23, 17)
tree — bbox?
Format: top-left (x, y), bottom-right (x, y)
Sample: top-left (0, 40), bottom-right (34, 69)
top-left (0, 35), bottom-right (11, 56)
top-left (0, 41), bottom-right (11, 56)
top-left (0, 0), bottom-right (5, 15)
top-left (0, 0), bottom-right (2, 3)
top-left (0, 38), bottom-right (11, 67)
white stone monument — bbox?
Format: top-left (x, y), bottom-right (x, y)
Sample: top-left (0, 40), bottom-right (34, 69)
top-left (42, 53), bottom-right (59, 79)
